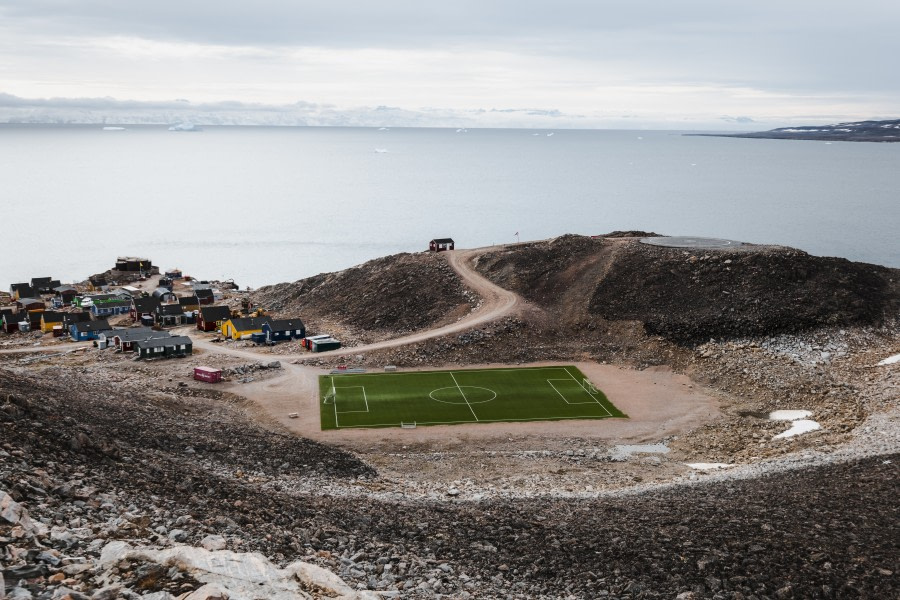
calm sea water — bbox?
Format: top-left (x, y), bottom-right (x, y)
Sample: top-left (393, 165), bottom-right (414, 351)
top-left (1, 124), bottom-right (898, 289)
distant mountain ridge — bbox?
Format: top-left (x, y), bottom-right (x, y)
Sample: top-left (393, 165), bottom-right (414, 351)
top-left (712, 118), bottom-right (900, 142)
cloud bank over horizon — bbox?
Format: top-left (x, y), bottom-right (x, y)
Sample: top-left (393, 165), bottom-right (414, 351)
top-left (1, 1), bottom-right (897, 129)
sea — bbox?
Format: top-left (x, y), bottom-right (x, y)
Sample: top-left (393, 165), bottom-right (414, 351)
top-left (1, 124), bottom-right (898, 290)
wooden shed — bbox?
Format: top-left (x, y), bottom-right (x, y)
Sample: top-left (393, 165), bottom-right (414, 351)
top-left (429, 238), bottom-right (455, 252)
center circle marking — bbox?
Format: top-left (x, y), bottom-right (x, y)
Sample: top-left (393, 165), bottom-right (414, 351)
top-left (429, 386), bottom-right (497, 405)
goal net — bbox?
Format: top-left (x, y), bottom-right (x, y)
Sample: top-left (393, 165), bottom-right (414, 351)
top-left (323, 387), bottom-right (336, 404)
top-left (583, 378), bottom-right (599, 394)
top-left (400, 422), bottom-right (417, 429)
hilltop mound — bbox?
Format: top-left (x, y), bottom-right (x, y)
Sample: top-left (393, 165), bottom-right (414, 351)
top-left (471, 235), bottom-right (898, 343)
top-left (253, 252), bottom-right (476, 340)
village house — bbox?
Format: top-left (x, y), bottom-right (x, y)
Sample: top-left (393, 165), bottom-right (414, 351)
top-left (102, 327), bottom-right (171, 352)
top-left (135, 335), bottom-right (193, 359)
top-left (62, 312), bottom-right (92, 331)
top-left (39, 311), bottom-right (66, 333)
top-left (155, 303), bottom-right (185, 327)
top-left (221, 316), bottom-right (272, 340)
top-left (195, 288), bottom-right (215, 305)
top-left (429, 238), bottom-right (455, 252)
top-left (197, 305), bottom-right (232, 332)
top-left (261, 318), bottom-right (306, 342)
top-left (16, 297), bottom-right (45, 313)
top-left (53, 285), bottom-right (78, 305)
top-left (31, 277), bottom-right (60, 294)
top-left (10, 283), bottom-right (35, 300)
top-left (69, 319), bottom-right (111, 341)
top-left (90, 299), bottom-right (131, 317)
top-left (2, 311), bottom-right (21, 333)
top-left (131, 296), bottom-right (161, 323)
top-left (178, 296), bottom-right (200, 312)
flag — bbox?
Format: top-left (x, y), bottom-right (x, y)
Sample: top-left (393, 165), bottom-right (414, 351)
top-left (514, 231), bottom-right (518, 236)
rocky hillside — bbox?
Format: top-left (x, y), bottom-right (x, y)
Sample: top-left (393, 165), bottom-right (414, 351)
top-left (471, 235), bottom-right (898, 343)
top-left (3, 366), bottom-right (898, 598)
top-left (253, 252), bottom-right (476, 341)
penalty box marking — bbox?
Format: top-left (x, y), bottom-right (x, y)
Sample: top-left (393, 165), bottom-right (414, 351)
top-left (547, 380), bottom-right (600, 405)
top-left (333, 386), bottom-right (370, 414)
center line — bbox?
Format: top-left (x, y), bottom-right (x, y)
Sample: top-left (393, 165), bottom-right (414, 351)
top-left (450, 372), bottom-right (479, 421)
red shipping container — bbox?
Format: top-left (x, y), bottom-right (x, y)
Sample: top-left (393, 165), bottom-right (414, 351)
top-left (194, 366), bottom-right (222, 383)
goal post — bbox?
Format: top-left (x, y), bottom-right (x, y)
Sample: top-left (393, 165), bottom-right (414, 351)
top-left (583, 378), bottom-right (599, 394)
top-left (400, 422), bottom-right (417, 429)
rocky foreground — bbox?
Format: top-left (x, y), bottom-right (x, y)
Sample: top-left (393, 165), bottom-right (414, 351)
top-left (3, 234), bottom-right (899, 598)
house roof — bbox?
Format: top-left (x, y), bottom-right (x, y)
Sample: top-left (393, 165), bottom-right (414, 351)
top-left (31, 277), bottom-right (52, 286)
top-left (199, 305), bottom-right (231, 321)
top-left (226, 316), bottom-right (272, 331)
top-left (63, 312), bottom-right (92, 324)
top-left (54, 285), bottom-right (77, 294)
top-left (152, 287), bottom-right (174, 297)
top-left (195, 288), bottom-right (214, 298)
top-left (40, 311), bottom-right (66, 323)
top-left (178, 296), bottom-right (200, 306)
top-left (10, 283), bottom-right (30, 292)
top-left (113, 328), bottom-right (171, 342)
top-left (71, 319), bottom-right (111, 333)
top-left (267, 318), bottom-right (305, 332)
top-left (16, 297), bottom-right (45, 306)
top-left (431, 238), bottom-right (455, 244)
top-left (12, 285), bottom-right (36, 297)
top-left (135, 335), bottom-right (192, 349)
top-left (133, 297), bottom-right (161, 312)
top-left (157, 303), bottom-right (185, 316)
top-left (95, 299), bottom-right (131, 309)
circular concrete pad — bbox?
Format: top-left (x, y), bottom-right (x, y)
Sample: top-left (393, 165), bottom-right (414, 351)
top-left (640, 236), bottom-right (743, 249)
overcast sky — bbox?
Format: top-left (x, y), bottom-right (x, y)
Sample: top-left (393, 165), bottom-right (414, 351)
top-left (1, 1), bottom-right (897, 128)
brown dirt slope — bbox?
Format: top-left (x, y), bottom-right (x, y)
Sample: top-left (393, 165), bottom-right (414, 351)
top-left (252, 252), bottom-right (476, 339)
top-left (590, 241), bottom-right (898, 343)
top-left (471, 234), bottom-right (898, 344)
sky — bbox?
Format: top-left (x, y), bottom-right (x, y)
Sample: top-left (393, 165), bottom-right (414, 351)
top-left (1, 0), bottom-right (898, 129)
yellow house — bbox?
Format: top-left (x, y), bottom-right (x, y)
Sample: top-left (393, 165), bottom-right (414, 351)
top-left (40, 311), bottom-right (66, 333)
top-left (221, 316), bottom-right (271, 340)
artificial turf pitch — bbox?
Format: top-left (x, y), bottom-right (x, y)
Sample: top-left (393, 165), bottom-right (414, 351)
top-left (319, 365), bottom-right (625, 430)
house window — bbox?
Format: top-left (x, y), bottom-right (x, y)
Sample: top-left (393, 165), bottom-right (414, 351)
top-left (180, 344), bottom-right (185, 350)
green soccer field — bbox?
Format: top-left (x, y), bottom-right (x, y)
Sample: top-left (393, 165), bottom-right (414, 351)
top-left (319, 365), bottom-right (625, 430)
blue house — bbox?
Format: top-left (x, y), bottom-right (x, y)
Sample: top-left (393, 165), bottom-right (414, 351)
top-left (69, 319), bottom-right (112, 341)
top-left (90, 299), bottom-right (132, 317)
top-left (261, 318), bottom-right (305, 343)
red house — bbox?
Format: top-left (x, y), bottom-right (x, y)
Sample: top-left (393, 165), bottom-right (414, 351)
top-left (429, 238), bottom-right (455, 252)
top-left (197, 305), bottom-right (232, 332)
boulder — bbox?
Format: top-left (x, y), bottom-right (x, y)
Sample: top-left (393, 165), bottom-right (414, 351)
top-left (98, 542), bottom-right (380, 600)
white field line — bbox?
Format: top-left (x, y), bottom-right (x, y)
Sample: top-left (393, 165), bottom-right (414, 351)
top-left (331, 375), bottom-right (339, 429)
top-left (547, 380), bottom-right (599, 405)
top-left (333, 414), bottom-right (616, 429)
top-left (334, 386), bottom-right (370, 414)
top-left (449, 371), bottom-right (480, 422)
top-left (565, 367), bottom-right (612, 416)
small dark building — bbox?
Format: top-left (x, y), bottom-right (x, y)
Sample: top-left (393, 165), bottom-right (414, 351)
top-left (429, 238), bottom-right (455, 252)
top-left (197, 305), bottom-right (231, 332)
top-left (2, 311), bottom-right (20, 333)
top-left (155, 303), bottom-right (185, 326)
top-left (30, 277), bottom-right (57, 293)
top-left (16, 297), bottom-right (45, 312)
top-left (62, 311), bottom-right (92, 331)
top-left (195, 288), bottom-right (215, 305)
top-left (111, 328), bottom-right (170, 352)
top-left (135, 335), bottom-right (192, 359)
top-left (152, 288), bottom-right (177, 303)
top-left (115, 257), bottom-right (153, 272)
top-left (10, 283), bottom-right (35, 300)
top-left (54, 285), bottom-right (79, 304)
top-left (262, 318), bottom-right (306, 342)
top-left (178, 296), bottom-right (200, 312)
top-left (131, 296), bottom-right (161, 322)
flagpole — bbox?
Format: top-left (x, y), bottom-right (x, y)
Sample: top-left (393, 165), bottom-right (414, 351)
top-left (515, 231), bottom-right (520, 244)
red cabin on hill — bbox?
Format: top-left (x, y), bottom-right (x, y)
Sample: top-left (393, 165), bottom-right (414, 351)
top-left (429, 238), bottom-right (455, 252)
